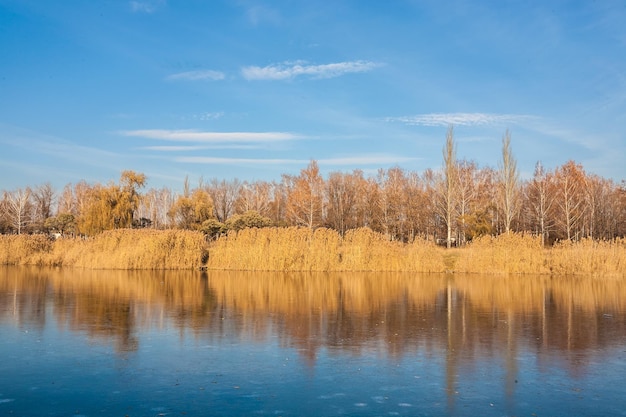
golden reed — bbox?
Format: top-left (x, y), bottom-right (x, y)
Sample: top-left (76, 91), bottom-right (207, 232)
top-left (206, 227), bottom-right (446, 272)
top-left (1, 229), bottom-right (625, 275)
top-left (0, 229), bottom-right (208, 270)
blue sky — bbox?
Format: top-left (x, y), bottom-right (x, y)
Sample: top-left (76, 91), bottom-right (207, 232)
top-left (1, 0), bottom-right (625, 191)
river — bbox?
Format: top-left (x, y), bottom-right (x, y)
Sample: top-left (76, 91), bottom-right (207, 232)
top-left (1, 266), bottom-right (625, 416)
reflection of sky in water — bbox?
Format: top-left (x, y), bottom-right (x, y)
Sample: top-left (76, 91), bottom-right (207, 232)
top-left (1, 268), bottom-right (626, 416)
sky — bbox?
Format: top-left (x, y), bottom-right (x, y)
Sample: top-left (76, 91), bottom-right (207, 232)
top-left (1, 0), bottom-right (625, 192)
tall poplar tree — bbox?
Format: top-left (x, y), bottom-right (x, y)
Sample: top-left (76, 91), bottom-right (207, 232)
top-left (441, 126), bottom-right (457, 248)
top-left (499, 130), bottom-right (519, 233)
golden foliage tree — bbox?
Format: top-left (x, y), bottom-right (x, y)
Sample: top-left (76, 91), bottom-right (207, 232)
top-left (77, 171), bottom-right (146, 235)
top-left (168, 178), bottom-right (215, 230)
top-left (285, 160), bottom-right (324, 229)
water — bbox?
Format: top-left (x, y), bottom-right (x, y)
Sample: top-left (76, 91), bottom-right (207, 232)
top-left (1, 267), bottom-right (625, 416)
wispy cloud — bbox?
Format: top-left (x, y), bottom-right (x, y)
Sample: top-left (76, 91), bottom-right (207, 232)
top-left (241, 60), bottom-right (382, 80)
top-left (129, 0), bottom-right (164, 13)
top-left (175, 154), bottom-right (417, 166)
top-left (121, 129), bottom-right (299, 142)
top-left (166, 70), bottom-right (225, 81)
top-left (176, 156), bottom-right (303, 165)
top-left (385, 113), bottom-right (535, 127)
top-left (318, 155), bottom-right (419, 165)
top-left (142, 144), bottom-right (260, 151)
top-left (192, 111), bottom-right (224, 120)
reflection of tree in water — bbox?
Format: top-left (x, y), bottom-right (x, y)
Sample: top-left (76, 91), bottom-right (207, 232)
top-left (0, 268), bottom-right (218, 353)
top-left (1, 268), bottom-right (625, 376)
top-left (0, 267), bottom-right (49, 332)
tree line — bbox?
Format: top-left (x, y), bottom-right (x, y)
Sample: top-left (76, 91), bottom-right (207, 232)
top-left (2, 127), bottom-right (625, 245)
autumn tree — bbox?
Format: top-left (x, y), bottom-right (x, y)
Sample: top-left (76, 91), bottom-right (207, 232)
top-left (618, 182), bottom-right (626, 238)
top-left (78, 183), bottom-right (114, 235)
top-left (31, 182), bottom-right (55, 232)
top-left (553, 161), bottom-right (588, 241)
top-left (57, 183), bottom-right (77, 216)
top-left (325, 171), bottom-right (358, 236)
top-left (284, 160), bottom-right (324, 229)
top-left (76, 171), bottom-right (147, 235)
top-left (207, 178), bottom-right (241, 223)
top-left (465, 166), bottom-right (497, 240)
top-left (525, 161), bottom-right (555, 245)
top-left (116, 170), bottom-right (147, 228)
top-left (139, 187), bottom-right (176, 229)
top-left (583, 174), bottom-right (617, 240)
top-left (355, 173), bottom-right (382, 232)
top-left (235, 180), bottom-right (272, 217)
top-left (168, 177), bottom-right (215, 230)
top-left (266, 181), bottom-right (288, 226)
top-left (44, 213), bottom-right (76, 235)
top-left (377, 167), bottom-right (420, 241)
top-left (455, 160), bottom-right (478, 245)
top-left (224, 210), bottom-right (272, 232)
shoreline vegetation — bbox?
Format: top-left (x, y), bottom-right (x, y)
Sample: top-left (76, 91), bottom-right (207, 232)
top-left (1, 228), bottom-right (625, 277)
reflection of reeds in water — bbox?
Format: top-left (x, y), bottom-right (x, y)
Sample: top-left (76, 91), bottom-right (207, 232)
top-left (2, 267), bottom-right (625, 362)
top-left (0, 267), bottom-right (211, 352)
top-left (208, 271), bottom-right (448, 315)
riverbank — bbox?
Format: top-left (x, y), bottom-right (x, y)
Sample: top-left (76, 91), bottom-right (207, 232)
top-left (1, 228), bottom-right (625, 276)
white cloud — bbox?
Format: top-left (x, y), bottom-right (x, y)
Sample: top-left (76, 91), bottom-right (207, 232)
top-left (121, 129), bottom-right (298, 142)
top-left (241, 60), bottom-right (382, 80)
top-left (166, 70), bottom-right (225, 81)
top-left (385, 113), bottom-right (535, 127)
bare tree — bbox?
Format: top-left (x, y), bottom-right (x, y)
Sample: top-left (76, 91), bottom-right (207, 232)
top-left (526, 161), bottom-right (555, 245)
top-left (207, 178), bottom-right (241, 222)
top-left (236, 180), bottom-right (272, 216)
top-left (438, 126), bottom-right (458, 248)
top-left (325, 171), bottom-right (358, 236)
top-left (4, 188), bottom-right (32, 234)
top-left (498, 130), bottom-right (520, 233)
top-left (31, 182), bottom-right (55, 232)
top-left (554, 161), bottom-right (588, 241)
top-left (455, 160), bottom-right (478, 246)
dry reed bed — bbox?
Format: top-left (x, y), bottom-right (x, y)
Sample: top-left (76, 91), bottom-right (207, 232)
top-left (0, 229), bottom-right (208, 269)
top-left (1, 229), bottom-right (626, 275)
top-left (454, 233), bottom-right (626, 277)
top-left (206, 227), bottom-right (447, 272)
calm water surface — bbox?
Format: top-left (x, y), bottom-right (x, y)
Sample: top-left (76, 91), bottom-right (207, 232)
top-left (1, 266), bottom-right (625, 416)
